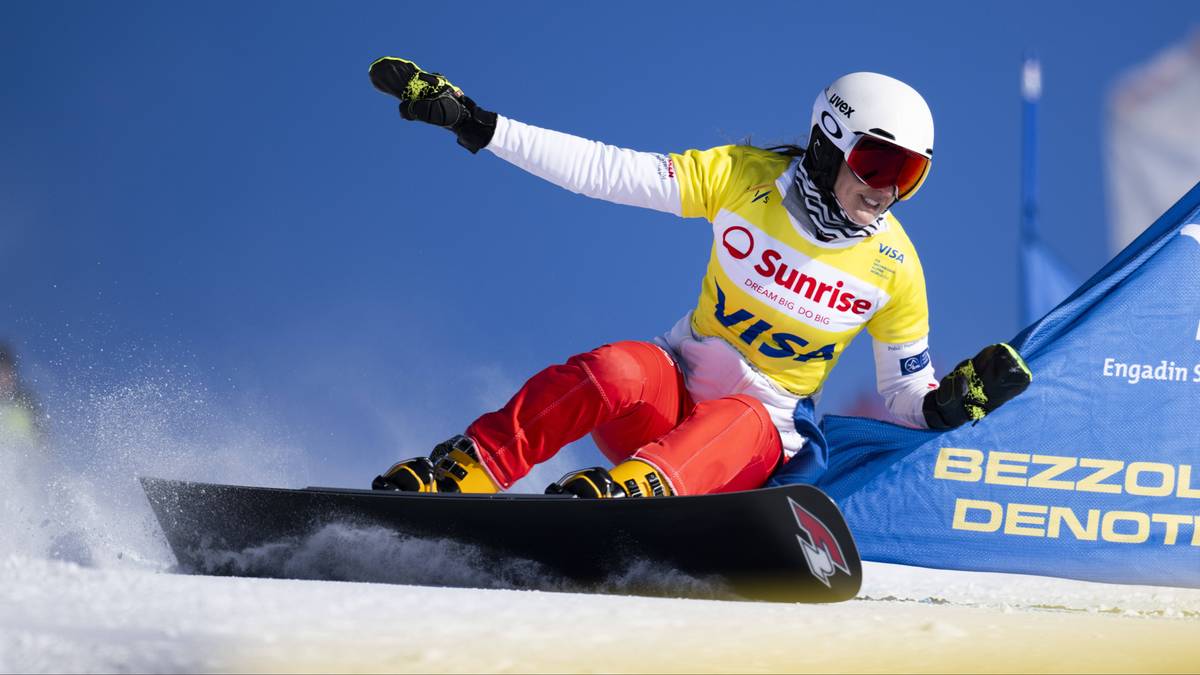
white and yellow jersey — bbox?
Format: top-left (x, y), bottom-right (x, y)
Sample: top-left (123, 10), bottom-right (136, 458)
top-left (672, 145), bottom-right (928, 396)
top-left (484, 116), bottom-right (938, 443)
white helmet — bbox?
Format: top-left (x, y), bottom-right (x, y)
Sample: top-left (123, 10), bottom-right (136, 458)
top-left (806, 72), bottom-right (934, 201)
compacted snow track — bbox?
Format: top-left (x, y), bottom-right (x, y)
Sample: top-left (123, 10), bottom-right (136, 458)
top-left (1, 420), bottom-right (1196, 673)
top-left (2, 554), bottom-right (1198, 673)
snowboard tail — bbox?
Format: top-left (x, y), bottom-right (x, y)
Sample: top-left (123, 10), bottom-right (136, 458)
top-left (140, 477), bottom-right (862, 603)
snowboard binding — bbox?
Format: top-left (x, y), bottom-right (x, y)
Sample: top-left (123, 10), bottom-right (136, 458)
top-left (372, 435), bottom-right (499, 494)
top-left (372, 456), bottom-right (438, 492)
top-left (546, 460), bottom-right (674, 498)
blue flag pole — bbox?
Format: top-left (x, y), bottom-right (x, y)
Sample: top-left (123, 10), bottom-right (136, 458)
top-left (1020, 55), bottom-right (1041, 327)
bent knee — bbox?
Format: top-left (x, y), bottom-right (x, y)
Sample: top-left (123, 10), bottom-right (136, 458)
top-left (719, 394), bottom-right (783, 454)
top-left (724, 393), bottom-right (772, 420)
top-left (567, 341), bottom-right (671, 409)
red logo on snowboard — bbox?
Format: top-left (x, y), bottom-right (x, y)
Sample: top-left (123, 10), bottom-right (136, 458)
top-left (789, 498), bottom-right (851, 587)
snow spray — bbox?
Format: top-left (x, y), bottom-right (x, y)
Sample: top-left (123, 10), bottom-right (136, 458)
top-left (0, 354), bottom-right (306, 571)
top-left (183, 521), bottom-right (735, 599)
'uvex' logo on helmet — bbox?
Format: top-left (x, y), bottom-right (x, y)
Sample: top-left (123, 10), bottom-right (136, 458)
top-left (828, 93), bottom-right (855, 117)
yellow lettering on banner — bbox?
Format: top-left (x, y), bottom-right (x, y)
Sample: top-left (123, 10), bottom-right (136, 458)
top-left (1125, 462), bottom-right (1175, 497)
top-left (986, 451), bottom-right (1030, 487)
top-left (1028, 455), bottom-right (1077, 490)
top-left (952, 498), bottom-right (1001, 532)
top-left (935, 448), bottom-right (983, 482)
top-left (1178, 465), bottom-right (1200, 499)
top-left (1152, 514), bottom-right (1195, 546)
top-left (953, 502), bottom-right (1199, 546)
top-left (1047, 506), bottom-right (1099, 541)
top-left (1077, 458), bottom-right (1123, 494)
top-left (1004, 503), bottom-right (1047, 537)
top-left (1102, 511), bottom-right (1150, 544)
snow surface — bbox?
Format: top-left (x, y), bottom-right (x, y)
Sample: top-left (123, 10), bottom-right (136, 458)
top-left (1, 405), bottom-right (1198, 673)
top-left (4, 556), bottom-right (1199, 674)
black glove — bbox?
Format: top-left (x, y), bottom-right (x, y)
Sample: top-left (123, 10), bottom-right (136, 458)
top-left (369, 57), bottom-right (497, 154)
top-left (923, 343), bottom-right (1032, 430)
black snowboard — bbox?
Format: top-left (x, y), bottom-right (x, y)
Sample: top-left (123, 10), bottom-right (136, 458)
top-left (140, 477), bottom-right (862, 603)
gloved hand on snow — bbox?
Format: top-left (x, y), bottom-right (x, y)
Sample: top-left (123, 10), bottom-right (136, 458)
top-left (922, 343), bottom-right (1032, 429)
top-left (369, 56), bottom-right (497, 153)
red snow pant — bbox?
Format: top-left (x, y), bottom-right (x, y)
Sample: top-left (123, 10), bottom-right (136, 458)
top-left (466, 341), bottom-right (784, 495)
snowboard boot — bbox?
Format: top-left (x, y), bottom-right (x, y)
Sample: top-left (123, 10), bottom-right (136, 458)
top-left (546, 459), bottom-right (674, 498)
top-left (372, 455), bottom-right (438, 492)
top-left (372, 434), bottom-right (500, 494)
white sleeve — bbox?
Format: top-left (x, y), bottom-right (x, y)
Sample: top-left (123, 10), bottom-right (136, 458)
top-left (484, 115), bottom-right (682, 216)
top-left (873, 336), bottom-right (938, 429)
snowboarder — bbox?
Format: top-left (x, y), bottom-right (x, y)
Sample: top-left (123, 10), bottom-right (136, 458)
top-left (0, 342), bottom-right (43, 443)
top-left (367, 58), bottom-right (1032, 498)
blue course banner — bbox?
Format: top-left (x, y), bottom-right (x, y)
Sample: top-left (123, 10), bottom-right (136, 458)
top-left (775, 181), bottom-right (1200, 588)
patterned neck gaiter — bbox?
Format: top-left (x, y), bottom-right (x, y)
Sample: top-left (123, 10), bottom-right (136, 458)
top-left (788, 158), bottom-right (886, 244)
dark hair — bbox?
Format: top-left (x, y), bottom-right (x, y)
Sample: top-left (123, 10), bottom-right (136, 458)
top-left (764, 144), bottom-right (806, 158)
top-left (738, 130), bottom-right (809, 159)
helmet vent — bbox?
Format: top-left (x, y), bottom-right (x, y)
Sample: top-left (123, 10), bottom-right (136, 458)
top-left (868, 127), bottom-right (896, 141)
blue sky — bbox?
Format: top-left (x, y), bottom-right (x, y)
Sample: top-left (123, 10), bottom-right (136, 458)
top-left (1, 1), bottom-right (1195, 489)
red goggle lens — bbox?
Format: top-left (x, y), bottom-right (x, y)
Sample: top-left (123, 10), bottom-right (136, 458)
top-left (846, 136), bottom-right (931, 199)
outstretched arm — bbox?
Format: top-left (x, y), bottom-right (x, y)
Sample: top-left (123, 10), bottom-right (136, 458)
top-left (486, 116), bottom-right (681, 215)
top-left (369, 57), bottom-right (681, 216)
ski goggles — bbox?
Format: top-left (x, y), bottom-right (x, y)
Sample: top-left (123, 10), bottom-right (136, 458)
top-left (845, 135), bottom-right (931, 201)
